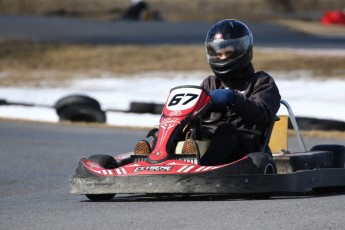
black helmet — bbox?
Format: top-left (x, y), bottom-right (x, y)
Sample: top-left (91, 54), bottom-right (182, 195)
top-left (205, 19), bottom-right (253, 81)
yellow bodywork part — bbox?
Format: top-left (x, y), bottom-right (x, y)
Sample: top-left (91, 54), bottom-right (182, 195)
top-left (269, 115), bottom-right (289, 154)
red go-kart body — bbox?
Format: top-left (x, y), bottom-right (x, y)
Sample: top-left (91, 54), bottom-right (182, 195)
top-left (70, 86), bottom-right (345, 201)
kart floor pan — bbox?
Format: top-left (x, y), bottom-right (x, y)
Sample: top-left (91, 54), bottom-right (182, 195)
top-left (70, 168), bottom-right (345, 195)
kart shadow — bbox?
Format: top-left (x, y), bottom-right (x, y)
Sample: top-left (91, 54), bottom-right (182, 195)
top-left (82, 190), bottom-right (345, 202)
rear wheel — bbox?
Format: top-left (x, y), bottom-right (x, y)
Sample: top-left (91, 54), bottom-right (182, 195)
top-left (310, 145), bottom-right (345, 168)
top-left (310, 145), bottom-right (345, 193)
top-left (246, 152), bottom-right (276, 199)
top-left (85, 155), bottom-right (118, 201)
top-left (247, 152), bottom-right (277, 174)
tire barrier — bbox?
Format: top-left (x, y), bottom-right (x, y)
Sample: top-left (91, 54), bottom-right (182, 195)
top-left (129, 102), bottom-right (156, 114)
top-left (129, 102), bottom-right (345, 131)
top-left (54, 95), bottom-right (106, 123)
top-left (288, 117), bottom-right (345, 132)
top-left (0, 99), bottom-right (7, 105)
top-left (54, 95), bottom-right (102, 114)
top-left (2, 95), bottom-right (345, 130)
top-left (57, 105), bottom-right (106, 123)
top-left (129, 101), bottom-right (163, 115)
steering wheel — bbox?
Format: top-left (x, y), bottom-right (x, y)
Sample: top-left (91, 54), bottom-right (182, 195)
top-left (201, 107), bottom-right (227, 125)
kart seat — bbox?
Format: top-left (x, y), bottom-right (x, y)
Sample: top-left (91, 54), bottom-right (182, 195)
top-left (260, 116), bottom-right (280, 154)
top-left (261, 114), bottom-right (290, 155)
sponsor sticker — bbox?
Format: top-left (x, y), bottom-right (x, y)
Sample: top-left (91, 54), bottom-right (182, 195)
top-left (133, 166), bottom-right (173, 173)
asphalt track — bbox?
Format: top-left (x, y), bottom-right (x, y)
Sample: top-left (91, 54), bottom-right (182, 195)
top-left (1, 120), bottom-right (344, 230)
top-left (1, 14), bottom-right (345, 48)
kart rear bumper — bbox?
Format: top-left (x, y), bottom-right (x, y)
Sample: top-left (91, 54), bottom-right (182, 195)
top-left (70, 168), bottom-right (345, 195)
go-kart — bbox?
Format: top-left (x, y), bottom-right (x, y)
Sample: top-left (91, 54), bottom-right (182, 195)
top-left (69, 85), bottom-right (345, 201)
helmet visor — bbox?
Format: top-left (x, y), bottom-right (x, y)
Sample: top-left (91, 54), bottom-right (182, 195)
top-left (205, 35), bottom-right (252, 66)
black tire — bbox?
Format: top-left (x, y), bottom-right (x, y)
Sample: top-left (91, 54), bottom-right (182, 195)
top-left (129, 102), bottom-right (155, 114)
top-left (57, 105), bottom-right (106, 123)
top-left (0, 99), bottom-right (7, 105)
top-left (310, 145), bottom-right (345, 193)
top-left (86, 194), bottom-right (116, 201)
top-left (290, 117), bottom-right (345, 131)
top-left (247, 152), bottom-right (277, 174)
top-left (310, 144), bottom-right (345, 168)
top-left (54, 95), bottom-right (101, 114)
top-left (153, 104), bottom-right (164, 114)
top-left (88, 155), bottom-right (118, 169)
top-left (246, 152), bottom-right (276, 199)
top-left (86, 155), bottom-right (118, 201)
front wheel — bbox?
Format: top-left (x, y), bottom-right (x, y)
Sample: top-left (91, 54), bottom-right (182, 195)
top-left (86, 194), bottom-right (115, 201)
top-left (85, 155), bottom-right (118, 201)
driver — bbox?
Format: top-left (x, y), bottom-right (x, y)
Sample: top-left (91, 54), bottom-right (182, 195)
top-left (200, 19), bottom-right (281, 165)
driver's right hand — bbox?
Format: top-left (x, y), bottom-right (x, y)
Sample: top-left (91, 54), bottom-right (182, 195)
top-left (210, 89), bottom-right (234, 108)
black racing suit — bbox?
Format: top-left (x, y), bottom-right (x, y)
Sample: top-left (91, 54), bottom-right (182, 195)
top-left (200, 64), bottom-right (281, 165)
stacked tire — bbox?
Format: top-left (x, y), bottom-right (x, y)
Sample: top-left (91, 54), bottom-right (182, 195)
top-left (54, 95), bottom-right (106, 123)
top-left (129, 102), bottom-right (164, 114)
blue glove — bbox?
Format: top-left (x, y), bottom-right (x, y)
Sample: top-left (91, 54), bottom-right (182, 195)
top-left (210, 89), bottom-right (234, 107)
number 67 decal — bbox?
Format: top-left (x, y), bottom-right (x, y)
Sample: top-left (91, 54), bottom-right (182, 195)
top-left (168, 93), bottom-right (198, 107)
